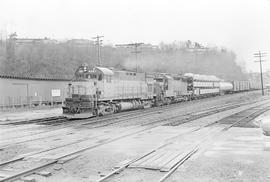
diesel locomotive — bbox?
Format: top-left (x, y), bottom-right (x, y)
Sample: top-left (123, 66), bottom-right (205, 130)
top-left (62, 65), bottom-right (260, 118)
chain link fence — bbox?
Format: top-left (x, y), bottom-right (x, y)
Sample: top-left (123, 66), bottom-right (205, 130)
top-left (0, 96), bottom-right (64, 111)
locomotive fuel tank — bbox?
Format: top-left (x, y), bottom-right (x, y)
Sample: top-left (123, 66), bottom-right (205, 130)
top-left (118, 102), bottom-right (134, 111)
top-left (118, 100), bottom-right (143, 111)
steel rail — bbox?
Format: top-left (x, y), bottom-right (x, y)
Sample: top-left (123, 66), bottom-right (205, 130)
top-left (1, 98), bottom-right (252, 143)
top-left (0, 101), bottom-right (262, 181)
top-left (97, 104), bottom-right (270, 182)
top-left (1, 100), bottom-right (269, 181)
top-left (158, 105), bottom-right (270, 182)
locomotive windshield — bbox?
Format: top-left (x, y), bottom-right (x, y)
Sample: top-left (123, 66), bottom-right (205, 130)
top-left (155, 78), bottom-right (164, 82)
top-left (74, 65), bottom-right (98, 81)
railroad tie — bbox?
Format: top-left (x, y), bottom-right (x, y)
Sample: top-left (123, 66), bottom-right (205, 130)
top-left (149, 151), bottom-right (179, 170)
top-left (154, 151), bottom-right (183, 170)
top-left (139, 151), bottom-right (168, 169)
top-left (160, 147), bottom-right (197, 172)
top-left (129, 151), bottom-right (163, 168)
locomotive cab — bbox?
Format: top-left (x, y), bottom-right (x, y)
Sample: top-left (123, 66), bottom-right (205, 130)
top-left (153, 74), bottom-right (174, 105)
top-left (63, 65), bottom-right (153, 118)
top-left (63, 65), bottom-right (99, 118)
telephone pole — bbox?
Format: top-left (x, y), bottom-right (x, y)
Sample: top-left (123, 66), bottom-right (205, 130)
top-left (115, 42), bottom-right (144, 72)
top-left (92, 35), bottom-right (104, 66)
top-left (254, 51), bottom-right (267, 96)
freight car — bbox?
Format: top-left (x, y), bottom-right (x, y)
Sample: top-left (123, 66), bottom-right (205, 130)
top-left (249, 81), bottom-right (261, 90)
top-left (232, 81), bottom-right (250, 92)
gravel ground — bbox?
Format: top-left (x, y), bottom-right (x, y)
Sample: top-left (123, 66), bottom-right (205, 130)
top-left (36, 98), bottom-right (270, 181)
top-left (114, 91), bottom-right (269, 127)
top-left (167, 128), bottom-right (270, 182)
top-left (1, 91), bottom-right (270, 182)
top-left (0, 144), bottom-right (37, 162)
top-left (168, 154), bottom-right (270, 182)
top-left (0, 107), bottom-right (62, 122)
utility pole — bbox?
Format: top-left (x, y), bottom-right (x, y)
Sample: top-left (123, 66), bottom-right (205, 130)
top-left (254, 51), bottom-right (267, 96)
top-left (6, 32), bottom-right (17, 63)
top-left (92, 35), bottom-right (104, 66)
top-left (115, 42), bottom-right (144, 72)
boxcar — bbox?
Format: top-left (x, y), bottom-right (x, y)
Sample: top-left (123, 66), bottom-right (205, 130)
top-left (249, 81), bottom-right (261, 90)
top-left (232, 81), bottom-right (250, 92)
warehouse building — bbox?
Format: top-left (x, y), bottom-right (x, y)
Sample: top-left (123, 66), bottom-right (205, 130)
top-left (0, 75), bottom-right (69, 109)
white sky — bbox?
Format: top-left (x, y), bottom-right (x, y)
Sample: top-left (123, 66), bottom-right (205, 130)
top-left (0, 0), bottom-right (270, 72)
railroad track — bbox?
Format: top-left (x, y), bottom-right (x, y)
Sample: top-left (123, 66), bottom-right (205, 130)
top-left (1, 91), bottom-right (265, 126)
top-left (1, 97), bottom-right (269, 150)
top-left (0, 94), bottom-right (267, 137)
top-left (0, 101), bottom-right (236, 148)
top-left (41, 96), bottom-right (270, 127)
top-left (65, 97), bottom-right (270, 129)
top-left (0, 98), bottom-right (249, 143)
top-left (157, 104), bottom-right (270, 182)
top-left (0, 96), bottom-right (268, 181)
top-left (0, 100), bottom-right (269, 182)
top-left (0, 99), bottom-right (259, 149)
top-left (0, 97), bottom-right (268, 152)
top-left (0, 99), bottom-right (188, 126)
top-left (97, 103), bottom-right (270, 182)
top-left (0, 116), bottom-right (66, 125)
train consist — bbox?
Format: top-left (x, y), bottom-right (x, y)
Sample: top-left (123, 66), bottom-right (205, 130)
top-left (62, 65), bottom-right (260, 118)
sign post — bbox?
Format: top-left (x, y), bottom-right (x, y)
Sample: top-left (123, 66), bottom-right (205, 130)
top-left (51, 89), bottom-right (61, 106)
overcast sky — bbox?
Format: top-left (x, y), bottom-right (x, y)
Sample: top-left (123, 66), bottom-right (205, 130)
top-left (1, 0), bottom-right (269, 72)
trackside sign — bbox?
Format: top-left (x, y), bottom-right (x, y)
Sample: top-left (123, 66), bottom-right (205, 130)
top-left (51, 89), bottom-right (61, 97)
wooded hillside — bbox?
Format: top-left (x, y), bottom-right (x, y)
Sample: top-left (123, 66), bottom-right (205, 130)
top-left (0, 37), bottom-right (247, 80)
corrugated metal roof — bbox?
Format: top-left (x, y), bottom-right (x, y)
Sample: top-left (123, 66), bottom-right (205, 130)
top-left (95, 67), bottom-right (114, 76)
